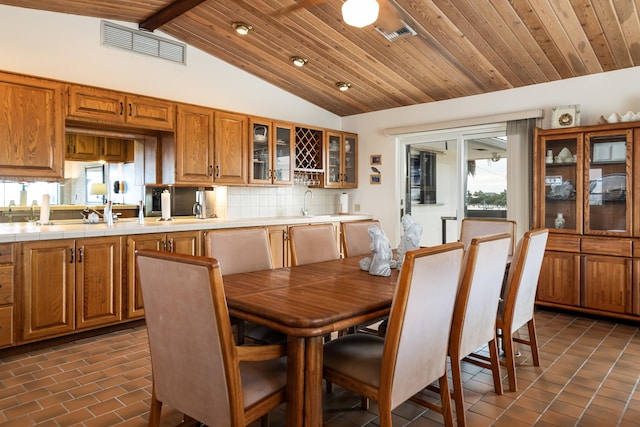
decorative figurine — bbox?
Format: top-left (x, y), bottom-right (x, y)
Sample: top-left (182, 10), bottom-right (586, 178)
top-left (395, 214), bottom-right (423, 267)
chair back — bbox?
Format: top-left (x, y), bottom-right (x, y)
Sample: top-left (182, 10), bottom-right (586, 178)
top-left (136, 250), bottom-right (239, 426)
top-left (501, 229), bottom-right (549, 333)
top-left (204, 227), bottom-right (273, 275)
top-left (289, 223), bottom-right (340, 266)
top-left (380, 243), bottom-right (465, 409)
top-left (341, 219), bottom-right (381, 257)
top-left (451, 233), bottom-right (511, 358)
top-left (459, 218), bottom-right (517, 256)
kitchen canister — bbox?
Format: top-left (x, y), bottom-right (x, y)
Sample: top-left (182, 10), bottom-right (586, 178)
top-left (339, 193), bottom-right (349, 214)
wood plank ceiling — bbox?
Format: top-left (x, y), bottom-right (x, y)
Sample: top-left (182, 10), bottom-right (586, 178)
top-left (2, 0), bottom-right (639, 117)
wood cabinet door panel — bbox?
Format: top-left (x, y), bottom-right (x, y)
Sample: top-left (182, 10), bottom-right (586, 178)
top-left (0, 75), bottom-right (64, 180)
top-left (126, 95), bottom-right (175, 130)
top-left (268, 226), bottom-right (289, 268)
top-left (126, 234), bottom-right (165, 319)
top-left (0, 306), bottom-right (13, 347)
top-left (215, 111), bottom-right (247, 185)
top-left (582, 255), bottom-right (631, 313)
top-left (0, 265), bottom-right (14, 305)
top-left (176, 105), bottom-right (214, 184)
top-left (68, 85), bottom-right (126, 123)
top-left (537, 251), bottom-right (580, 306)
top-left (76, 237), bottom-right (122, 329)
top-left (22, 241), bottom-right (75, 341)
top-left (167, 231), bottom-right (201, 256)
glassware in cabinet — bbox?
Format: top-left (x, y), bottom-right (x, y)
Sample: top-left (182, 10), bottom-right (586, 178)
top-left (538, 133), bottom-right (582, 233)
top-left (584, 130), bottom-right (632, 236)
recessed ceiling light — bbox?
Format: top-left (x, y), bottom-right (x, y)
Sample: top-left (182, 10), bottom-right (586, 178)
top-left (232, 22), bottom-right (253, 35)
top-left (291, 56), bottom-right (309, 67)
top-left (335, 82), bottom-right (353, 91)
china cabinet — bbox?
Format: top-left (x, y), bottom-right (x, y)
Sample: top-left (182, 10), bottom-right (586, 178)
top-left (325, 131), bottom-right (358, 188)
top-left (0, 72), bottom-right (65, 181)
top-left (249, 118), bottom-right (295, 185)
top-left (21, 237), bottom-right (122, 342)
top-left (67, 85), bottom-right (175, 131)
top-left (126, 231), bottom-right (201, 318)
top-left (534, 123), bottom-right (639, 320)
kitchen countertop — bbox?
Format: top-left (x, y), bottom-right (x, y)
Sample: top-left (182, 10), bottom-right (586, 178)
top-left (0, 214), bottom-right (374, 243)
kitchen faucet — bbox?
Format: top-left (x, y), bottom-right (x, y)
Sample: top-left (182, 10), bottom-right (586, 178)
top-left (302, 189), bottom-right (313, 216)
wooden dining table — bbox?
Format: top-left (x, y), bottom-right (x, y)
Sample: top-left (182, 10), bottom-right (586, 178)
top-left (223, 256), bottom-right (399, 427)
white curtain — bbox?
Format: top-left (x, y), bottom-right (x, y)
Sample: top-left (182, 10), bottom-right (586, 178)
top-left (506, 118), bottom-right (537, 238)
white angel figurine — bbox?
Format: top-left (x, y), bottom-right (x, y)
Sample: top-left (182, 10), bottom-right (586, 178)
top-left (395, 214), bottom-right (422, 267)
top-left (359, 225), bottom-right (395, 276)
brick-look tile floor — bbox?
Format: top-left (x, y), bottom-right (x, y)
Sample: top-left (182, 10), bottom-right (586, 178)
top-left (1, 309), bottom-right (640, 426)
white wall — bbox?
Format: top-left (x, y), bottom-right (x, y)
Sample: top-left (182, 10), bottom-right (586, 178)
top-left (344, 67), bottom-right (640, 243)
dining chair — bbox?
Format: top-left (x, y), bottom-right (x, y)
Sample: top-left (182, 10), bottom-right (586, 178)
top-left (323, 243), bottom-right (465, 427)
top-left (203, 227), bottom-right (285, 345)
top-left (341, 219), bottom-right (381, 257)
top-left (289, 223), bottom-right (340, 266)
top-left (459, 218), bottom-right (517, 256)
top-left (448, 233), bottom-right (511, 427)
top-left (495, 228), bottom-right (549, 392)
top-left (203, 227), bottom-right (273, 275)
top-left (135, 249), bottom-right (287, 427)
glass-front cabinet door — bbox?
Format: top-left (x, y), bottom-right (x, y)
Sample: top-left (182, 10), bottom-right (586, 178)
top-left (537, 133), bottom-right (583, 234)
top-left (273, 122), bottom-right (294, 185)
top-left (249, 118), bottom-right (294, 185)
top-left (584, 129), bottom-right (632, 236)
top-left (325, 132), bottom-right (357, 188)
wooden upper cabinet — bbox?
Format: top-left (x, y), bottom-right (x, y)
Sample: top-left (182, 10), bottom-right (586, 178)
top-left (214, 111), bottom-right (248, 185)
top-left (0, 72), bottom-right (65, 180)
top-left (66, 134), bottom-right (133, 162)
top-left (175, 104), bottom-right (214, 185)
top-left (67, 85), bottom-right (175, 131)
top-left (325, 131), bottom-right (357, 188)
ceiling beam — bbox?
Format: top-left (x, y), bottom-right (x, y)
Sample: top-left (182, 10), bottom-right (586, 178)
top-left (139, 0), bottom-right (207, 31)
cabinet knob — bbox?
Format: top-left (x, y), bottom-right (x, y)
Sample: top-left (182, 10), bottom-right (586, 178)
top-left (70, 248), bottom-right (75, 263)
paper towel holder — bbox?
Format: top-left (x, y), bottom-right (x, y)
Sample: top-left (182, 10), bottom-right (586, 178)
top-left (339, 192), bottom-right (349, 214)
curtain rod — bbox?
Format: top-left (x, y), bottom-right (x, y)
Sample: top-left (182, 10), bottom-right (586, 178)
top-left (383, 109), bottom-right (544, 136)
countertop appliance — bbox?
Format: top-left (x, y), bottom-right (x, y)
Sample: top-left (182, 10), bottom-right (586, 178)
top-left (144, 186), bottom-right (198, 217)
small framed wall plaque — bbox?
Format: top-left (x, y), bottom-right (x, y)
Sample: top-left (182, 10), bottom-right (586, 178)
top-left (370, 154), bottom-right (382, 165)
top-left (551, 105), bottom-right (580, 128)
top-left (370, 174), bottom-right (381, 184)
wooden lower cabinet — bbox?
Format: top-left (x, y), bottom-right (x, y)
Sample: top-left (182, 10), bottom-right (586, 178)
top-left (0, 244), bottom-right (15, 348)
top-left (537, 251), bottom-right (581, 306)
top-left (582, 254), bottom-right (632, 314)
top-left (268, 226), bottom-right (289, 268)
top-left (126, 231), bottom-right (201, 319)
top-left (21, 237), bottom-right (122, 342)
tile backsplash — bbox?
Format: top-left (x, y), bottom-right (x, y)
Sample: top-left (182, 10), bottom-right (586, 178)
top-left (222, 186), bottom-right (353, 219)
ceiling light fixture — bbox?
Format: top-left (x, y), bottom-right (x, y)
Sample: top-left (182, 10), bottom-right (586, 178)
top-left (291, 56), bottom-right (308, 67)
top-left (231, 22), bottom-right (253, 35)
top-left (336, 82), bottom-right (352, 91)
top-left (342, 0), bottom-right (380, 28)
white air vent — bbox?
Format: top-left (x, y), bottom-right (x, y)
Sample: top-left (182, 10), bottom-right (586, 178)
top-left (376, 21), bottom-right (417, 41)
top-left (101, 21), bottom-right (186, 64)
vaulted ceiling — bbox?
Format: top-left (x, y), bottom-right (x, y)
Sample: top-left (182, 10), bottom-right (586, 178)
top-left (3, 0), bottom-right (640, 117)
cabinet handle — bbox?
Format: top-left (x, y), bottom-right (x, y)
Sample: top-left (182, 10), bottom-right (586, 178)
top-left (162, 241), bottom-right (167, 252)
top-left (215, 165), bottom-right (220, 178)
top-left (78, 247), bottom-right (83, 263)
top-left (208, 165), bottom-right (213, 177)
top-left (70, 248), bottom-right (75, 263)
top-left (168, 240), bottom-right (174, 252)
top-left (119, 102), bottom-right (124, 115)
top-left (128, 103), bottom-right (133, 116)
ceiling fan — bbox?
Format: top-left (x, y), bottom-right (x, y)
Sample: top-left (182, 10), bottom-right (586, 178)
top-left (273, 0), bottom-right (404, 33)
